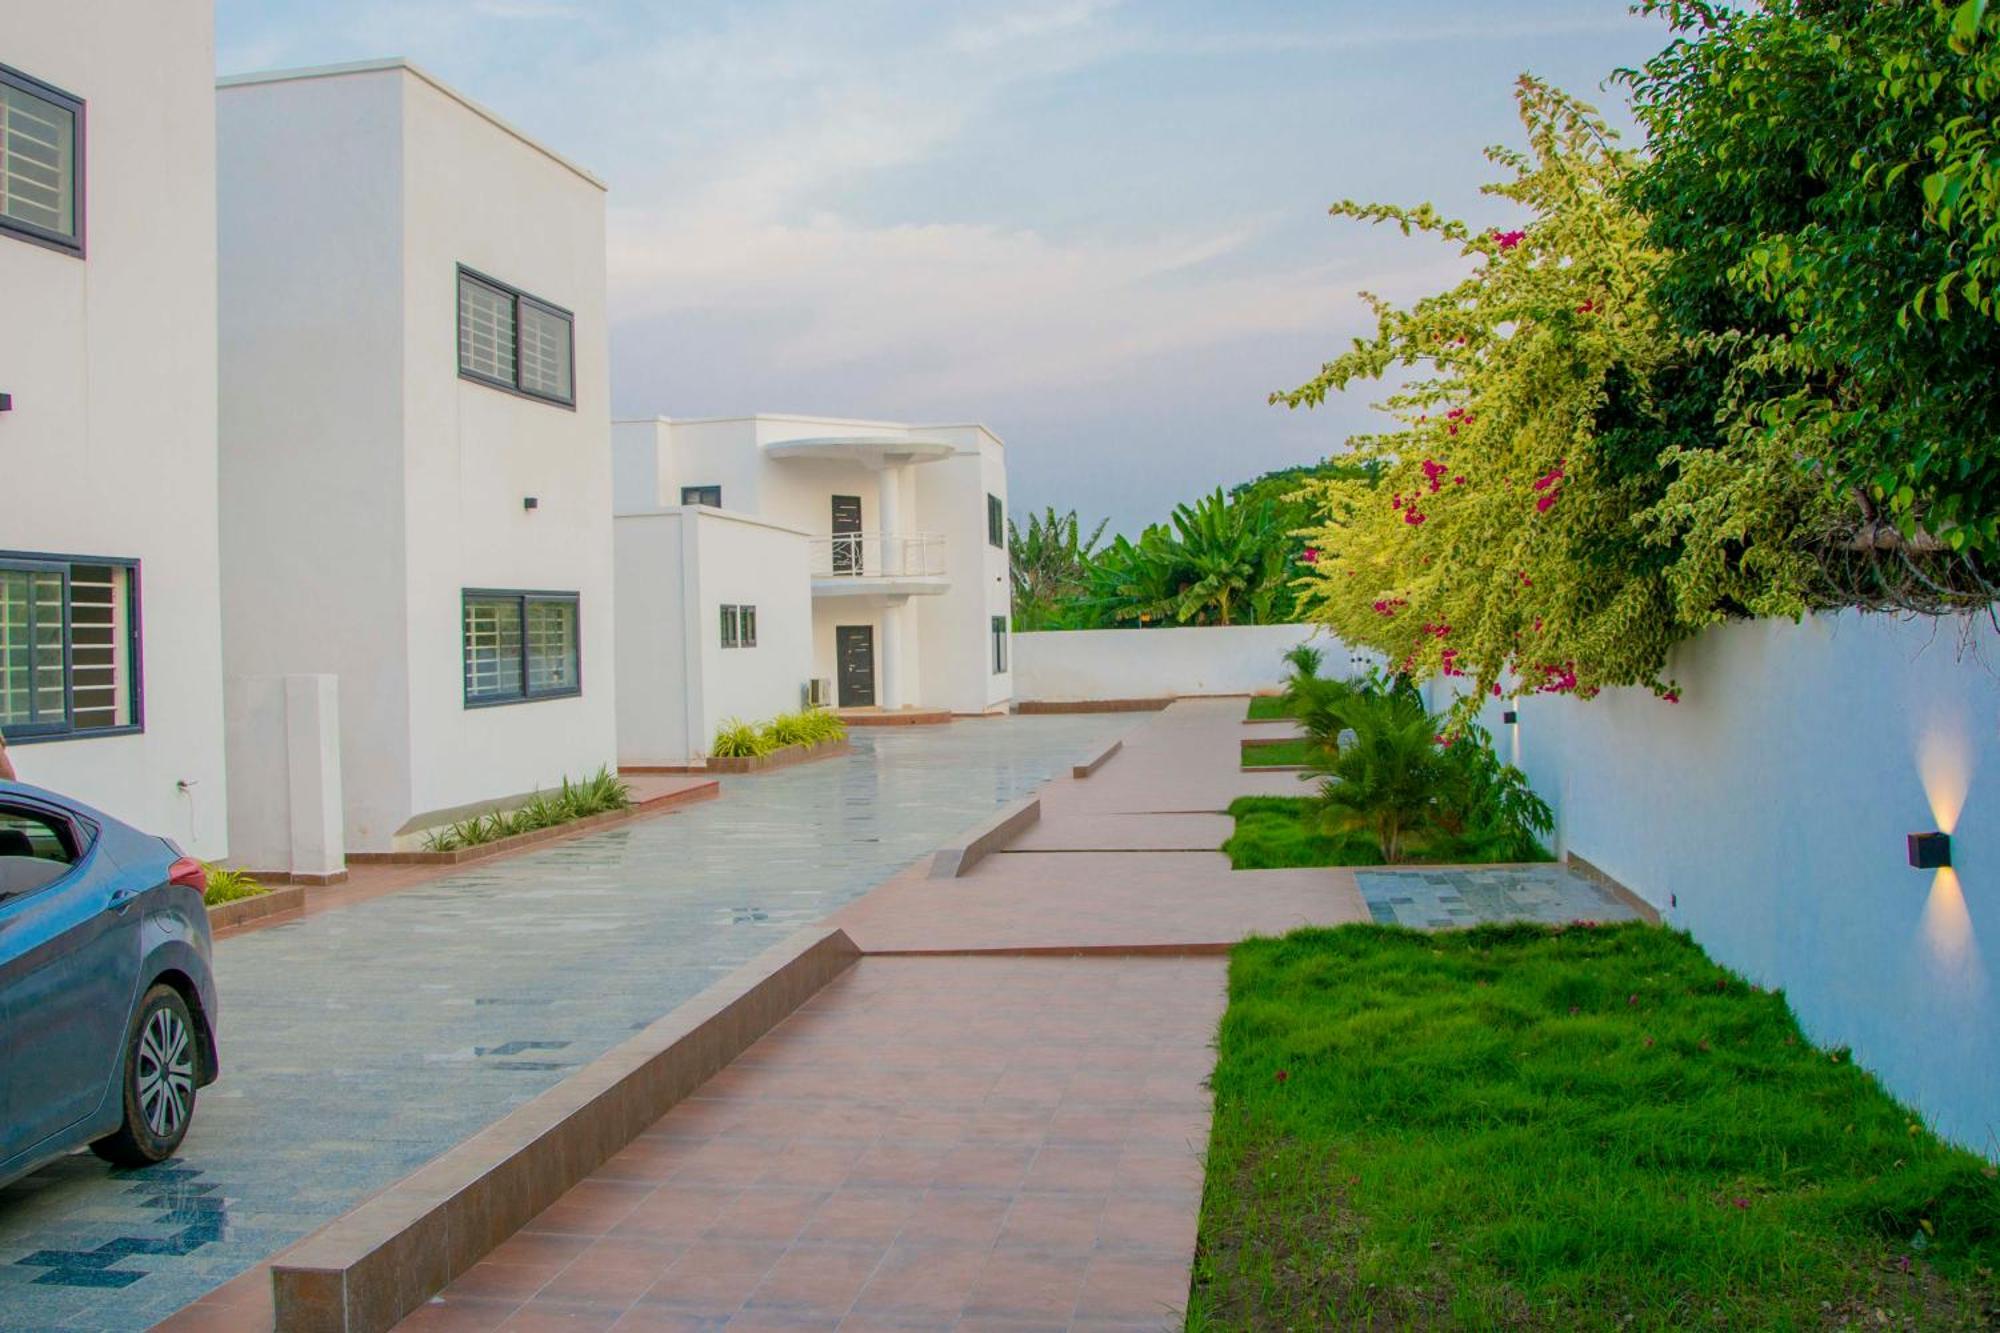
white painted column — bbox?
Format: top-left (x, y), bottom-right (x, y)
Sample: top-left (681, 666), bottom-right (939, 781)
top-left (876, 461), bottom-right (903, 573)
top-left (880, 596), bottom-right (904, 709)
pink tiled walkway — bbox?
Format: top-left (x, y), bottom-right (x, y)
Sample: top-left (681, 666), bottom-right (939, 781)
top-left (394, 698), bottom-right (1366, 1332)
top-left (399, 957), bottom-right (1223, 1331)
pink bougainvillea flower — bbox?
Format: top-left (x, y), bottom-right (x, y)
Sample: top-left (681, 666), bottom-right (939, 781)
top-left (1301, 547), bottom-right (1319, 564)
top-left (1576, 299), bottom-right (1595, 314)
top-left (1404, 509), bottom-right (1427, 526)
top-left (1491, 683), bottom-right (1503, 697)
top-left (1663, 690), bottom-right (1679, 704)
top-left (1535, 492), bottom-right (1560, 514)
top-left (1517, 571), bottom-right (1533, 588)
top-left (1454, 475), bottom-right (1466, 486)
top-left (1492, 228), bottom-right (1525, 250)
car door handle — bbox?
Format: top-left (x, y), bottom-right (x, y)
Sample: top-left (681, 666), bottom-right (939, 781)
top-left (109, 887), bottom-right (142, 913)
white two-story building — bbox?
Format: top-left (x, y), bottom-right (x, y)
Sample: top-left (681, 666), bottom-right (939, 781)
top-left (217, 60), bottom-right (616, 858)
top-left (1, 3), bottom-right (229, 856)
top-left (611, 415), bottom-right (1012, 763)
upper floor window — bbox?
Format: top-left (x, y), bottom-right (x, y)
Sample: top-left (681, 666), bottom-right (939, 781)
top-left (720, 604), bottom-right (757, 649)
top-left (0, 64), bottom-right (83, 255)
top-left (681, 485), bottom-right (721, 508)
top-left (463, 590), bottom-right (579, 706)
top-left (1, 554), bottom-right (140, 741)
top-left (987, 494), bottom-right (1004, 548)
top-left (456, 267), bottom-right (574, 407)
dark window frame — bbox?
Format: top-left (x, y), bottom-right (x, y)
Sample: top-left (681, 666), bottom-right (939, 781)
top-left (991, 614), bottom-right (1008, 674)
top-left (681, 485), bottom-right (722, 508)
top-left (719, 603), bottom-right (757, 649)
top-left (986, 493), bottom-right (1004, 548)
top-left (0, 62), bottom-right (85, 258)
top-left (455, 265), bottom-right (576, 409)
top-left (460, 588), bottom-right (581, 709)
top-left (0, 550), bottom-right (143, 745)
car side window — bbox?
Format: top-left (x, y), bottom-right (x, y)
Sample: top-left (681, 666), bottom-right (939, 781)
top-left (0, 804), bottom-right (79, 899)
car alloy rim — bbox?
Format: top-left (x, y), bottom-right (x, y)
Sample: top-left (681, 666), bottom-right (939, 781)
top-left (136, 1006), bottom-right (194, 1139)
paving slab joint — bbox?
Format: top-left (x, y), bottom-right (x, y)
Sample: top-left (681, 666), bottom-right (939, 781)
top-left (930, 795), bottom-right (1041, 878)
top-left (267, 926), bottom-right (863, 1333)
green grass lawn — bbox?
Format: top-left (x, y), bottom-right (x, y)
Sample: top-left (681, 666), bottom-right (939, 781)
top-left (1242, 738), bottom-right (1316, 768)
top-left (1224, 796), bottom-right (1383, 867)
top-left (1189, 924), bottom-right (2000, 1330)
top-left (1223, 796), bottom-right (1550, 868)
top-left (1247, 695), bottom-right (1293, 720)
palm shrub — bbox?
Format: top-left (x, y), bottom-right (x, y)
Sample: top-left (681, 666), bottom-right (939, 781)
top-left (1305, 679), bottom-right (1550, 863)
top-left (201, 864), bottom-right (266, 906)
top-left (1311, 688), bottom-right (1447, 863)
top-left (763, 708), bottom-right (848, 748)
top-left (712, 718), bottom-right (777, 758)
top-left (421, 766), bottom-right (631, 850)
top-left (1280, 641), bottom-right (1324, 680)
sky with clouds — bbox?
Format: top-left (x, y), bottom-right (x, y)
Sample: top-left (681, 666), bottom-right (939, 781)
top-left (216, 1), bottom-right (1675, 536)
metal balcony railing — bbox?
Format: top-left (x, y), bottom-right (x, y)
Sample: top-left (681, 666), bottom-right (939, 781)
top-left (808, 532), bottom-right (947, 579)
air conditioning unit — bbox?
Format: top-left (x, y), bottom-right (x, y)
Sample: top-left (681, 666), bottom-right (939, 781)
top-left (805, 678), bottom-right (833, 708)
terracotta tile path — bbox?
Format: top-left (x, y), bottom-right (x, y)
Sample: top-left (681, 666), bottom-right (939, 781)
top-left (394, 699), bottom-right (1366, 1331)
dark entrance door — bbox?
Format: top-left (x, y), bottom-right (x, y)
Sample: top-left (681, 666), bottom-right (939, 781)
top-left (836, 625), bottom-right (875, 707)
top-left (831, 494), bottom-right (862, 573)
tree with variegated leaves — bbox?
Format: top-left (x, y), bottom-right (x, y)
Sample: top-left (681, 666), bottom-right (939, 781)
top-left (1274, 78), bottom-right (1834, 717)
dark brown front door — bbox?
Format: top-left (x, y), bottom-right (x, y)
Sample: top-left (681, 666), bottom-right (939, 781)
top-left (836, 625), bottom-right (874, 707)
top-left (831, 494), bottom-right (862, 573)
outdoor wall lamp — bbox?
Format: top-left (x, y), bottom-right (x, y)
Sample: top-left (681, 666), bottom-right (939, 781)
top-left (523, 496), bottom-right (539, 511)
top-left (1502, 709), bottom-right (1518, 725)
top-left (0, 391), bottom-right (12, 412)
top-left (1908, 831), bottom-right (1952, 870)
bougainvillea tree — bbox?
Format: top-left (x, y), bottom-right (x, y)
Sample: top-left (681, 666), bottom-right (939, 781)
top-left (1275, 79), bottom-right (1833, 716)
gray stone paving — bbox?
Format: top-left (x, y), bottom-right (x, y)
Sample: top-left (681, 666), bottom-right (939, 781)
top-left (0, 713), bottom-right (1134, 1332)
top-left (1355, 864), bottom-right (1641, 929)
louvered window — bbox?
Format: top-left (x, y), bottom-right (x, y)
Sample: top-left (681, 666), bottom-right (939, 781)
top-left (0, 64), bottom-right (82, 253)
top-left (463, 591), bottom-right (579, 705)
top-left (0, 556), bottom-right (139, 741)
top-left (457, 267), bottom-right (573, 406)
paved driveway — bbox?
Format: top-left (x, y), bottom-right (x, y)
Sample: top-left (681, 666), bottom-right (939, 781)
top-left (0, 714), bottom-right (1135, 1332)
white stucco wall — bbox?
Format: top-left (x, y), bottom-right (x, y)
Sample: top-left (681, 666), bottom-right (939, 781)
top-left (1443, 611), bottom-right (2000, 1154)
top-left (219, 61), bottom-right (614, 850)
top-left (1013, 624), bottom-right (1334, 701)
top-left (2, 2), bottom-right (228, 855)
top-left (614, 508), bottom-right (812, 763)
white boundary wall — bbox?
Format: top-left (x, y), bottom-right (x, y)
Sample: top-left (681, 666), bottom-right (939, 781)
top-left (1456, 611), bottom-right (1999, 1154)
top-left (1013, 625), bottom-right (1355, 700)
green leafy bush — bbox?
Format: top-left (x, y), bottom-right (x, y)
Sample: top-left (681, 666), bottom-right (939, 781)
top-left (762, 708), bottom-right (847, 748)
top-left (201, 865), bottom-right (266, 906)
top-left (711, 718), bottom-right (777, 758)
top-left (421, 766), bottom-right (631, 851)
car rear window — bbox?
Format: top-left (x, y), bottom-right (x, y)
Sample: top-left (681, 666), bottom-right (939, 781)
top-left (0, 804), bottom-right (78, 897)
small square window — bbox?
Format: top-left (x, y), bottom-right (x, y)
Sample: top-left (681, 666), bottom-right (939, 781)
top-left (987, 494), bottom-right (1005, 548)
top-left (0, 64), bottom-right (84, 254)
top-left (681, 485), bottom-right (722, 508)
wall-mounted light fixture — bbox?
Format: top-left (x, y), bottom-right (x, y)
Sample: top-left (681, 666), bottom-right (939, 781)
top-left (0, 392), bottom-right (13, 412)
top-left (523, 496), bottom-right (539, 511)
top-left (1908, 831), bottom-right (1952, 870)
top-left (1502, 709), bottom-right (1518, 725)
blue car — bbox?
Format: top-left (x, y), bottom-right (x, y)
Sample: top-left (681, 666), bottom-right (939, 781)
top-left (0, 781), bottom-right (220, 1187)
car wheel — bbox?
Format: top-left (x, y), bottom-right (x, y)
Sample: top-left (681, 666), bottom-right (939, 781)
top-left (90, 984), bottom-right (198, 1167)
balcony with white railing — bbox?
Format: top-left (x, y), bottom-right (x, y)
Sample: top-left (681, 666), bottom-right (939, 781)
top-left (807, 532), bottom-right (950, 596)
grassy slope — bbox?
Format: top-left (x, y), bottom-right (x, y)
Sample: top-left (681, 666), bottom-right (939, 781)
top-left (1190, 924), bottom-right (2000, 1330)
top-left (1242, 738), bottom-right (1316, 768)
top-left (1246, 696), bottom-right (1293, 720)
